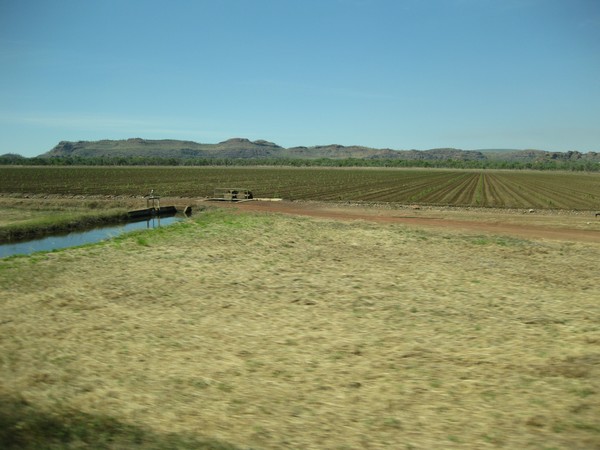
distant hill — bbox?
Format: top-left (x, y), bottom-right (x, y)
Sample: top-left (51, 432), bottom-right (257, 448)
top-left (0, 153), bottom-right (26, 159)
top-left (40, 138), bottom-right (497, 161)
top-left (42, 138), bottom-right (285, 159)
top-left (41, 138), bottom-right (408, 160)
top-left (36, 138), bottom-right (600, 164)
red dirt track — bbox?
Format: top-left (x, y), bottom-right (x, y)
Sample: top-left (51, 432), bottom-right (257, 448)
top-left (216, 200), bottom-right (600, 244)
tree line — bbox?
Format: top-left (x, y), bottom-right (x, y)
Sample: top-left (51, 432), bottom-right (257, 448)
top-left (0, 154), bottom-right (599, 171)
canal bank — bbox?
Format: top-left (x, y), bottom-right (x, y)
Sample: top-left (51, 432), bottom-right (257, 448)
top-left (0, 195), bottom-right (200, 243)
top-left (0, 215), bottom-right (185, 258)
top-left (0, 195), bottom-right (202, 257)
top-left (0, 210), bottom-right (131, 244)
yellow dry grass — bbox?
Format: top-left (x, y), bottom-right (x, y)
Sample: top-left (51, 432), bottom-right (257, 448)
top-left (1, 208), bottom-right (599, 449)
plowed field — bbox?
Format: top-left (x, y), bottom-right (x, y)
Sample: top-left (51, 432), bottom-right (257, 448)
top-left (1, 167), bottom-right (599, 210)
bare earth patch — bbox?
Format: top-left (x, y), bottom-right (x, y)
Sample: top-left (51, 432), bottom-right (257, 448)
top-left (224, 199), bottom-right (600, 243)
top-left (1, 205), bottom-right (599, 449)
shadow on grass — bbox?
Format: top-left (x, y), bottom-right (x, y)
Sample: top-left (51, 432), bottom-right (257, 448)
top-left (0, 394), bottom-right (246, 450)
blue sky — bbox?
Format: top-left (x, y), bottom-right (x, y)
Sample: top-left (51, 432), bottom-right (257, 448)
top-left (1, 0), bottom-right (599, 157)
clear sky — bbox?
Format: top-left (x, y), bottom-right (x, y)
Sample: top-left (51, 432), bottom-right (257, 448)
top-left (1, 0), bottom-right (599, 157)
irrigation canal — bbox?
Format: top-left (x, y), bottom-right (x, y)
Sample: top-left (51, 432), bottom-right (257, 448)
top-left (0, 215), bottom-right (183, 258)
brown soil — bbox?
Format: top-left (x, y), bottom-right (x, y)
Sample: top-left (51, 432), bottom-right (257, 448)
top-left (1, 193), bottom-right (598, 243)
top-left (215, 199), bottom-right (600, 243)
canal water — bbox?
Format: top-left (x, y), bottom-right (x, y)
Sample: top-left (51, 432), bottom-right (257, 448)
top-left (0, 216), bottom-right (183, 259)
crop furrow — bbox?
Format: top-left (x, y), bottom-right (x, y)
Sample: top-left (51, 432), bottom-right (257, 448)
top-left (491, 174), bottom-right (548, 208)
top-left (428, 173), bottom-right (478, 205)
top-left (415, 173), bottom-right (470, 204)
top-left (446, 173), bottom-right (481, 205)
top-left (483, 173), bottom-right (515, 207)
top-left (2, 167), bottom-right (599, 209)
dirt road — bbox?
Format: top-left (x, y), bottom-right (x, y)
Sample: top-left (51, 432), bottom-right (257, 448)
top-left (215, 199), bottom-right (600, 243)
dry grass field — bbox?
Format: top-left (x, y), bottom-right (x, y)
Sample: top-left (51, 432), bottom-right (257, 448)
top-left (1, 205), bottom-right (599, 449)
